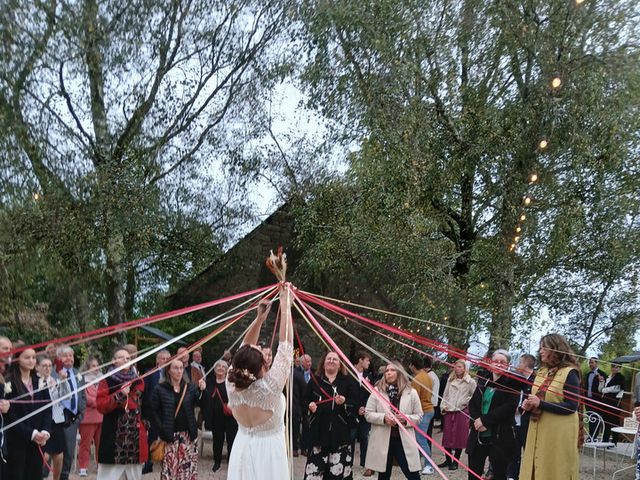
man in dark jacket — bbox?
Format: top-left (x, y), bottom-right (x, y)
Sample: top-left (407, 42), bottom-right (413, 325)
top-left (292, 363), bottom-right (307, 457)
top-left (584, 357), bottom-right (607, 440)
top-left (55, 345), bottom-right (86, 480)
top-left (297, 353), bottom-right (313, 455)
top-left (351, 351), bottom-right (374, 476)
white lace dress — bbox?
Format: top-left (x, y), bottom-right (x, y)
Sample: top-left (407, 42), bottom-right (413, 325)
top-left (226, 341), bottom-right (293, 479)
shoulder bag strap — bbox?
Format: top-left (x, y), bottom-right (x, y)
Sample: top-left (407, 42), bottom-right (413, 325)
top-left (174, 383), bottom-right (188, 418)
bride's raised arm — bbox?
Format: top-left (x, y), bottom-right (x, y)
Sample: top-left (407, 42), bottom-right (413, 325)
top-left (242, 298), bottom-right (272, 346)
top-left (279, 284), bottom-right (293, 345)
top-left (261, 284), bottom-right (294, 392)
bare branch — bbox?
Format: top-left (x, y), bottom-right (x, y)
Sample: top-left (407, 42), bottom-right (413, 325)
top-left (58, 61), bottom-right (95, 150)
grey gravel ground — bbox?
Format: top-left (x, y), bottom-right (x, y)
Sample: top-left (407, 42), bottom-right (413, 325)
top-left (69, 427), bottom-right (637, 479)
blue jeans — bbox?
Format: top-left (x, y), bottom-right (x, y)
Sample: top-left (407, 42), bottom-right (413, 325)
top-left (416, 410), bottom-right (434, 464)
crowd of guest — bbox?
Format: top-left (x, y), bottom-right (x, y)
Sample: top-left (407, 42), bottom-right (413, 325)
top-left (0, 330), bottom-right (639, 480)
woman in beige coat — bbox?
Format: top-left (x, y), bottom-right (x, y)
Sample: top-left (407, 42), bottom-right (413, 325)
top-left (364, 361), bottom-right (423, 480)
top-left (438, 359), bottom-right (476, 470)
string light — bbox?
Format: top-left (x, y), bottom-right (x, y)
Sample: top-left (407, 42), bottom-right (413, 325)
top-left (509, 243), bottom-right (516, 251)
top-left (529, 173), bottom-right (538, 183)
top-left (523, 195), bottom-right (532, 206)
top-left (520, 213), bottom-right (526, 222)
top-left (551, 77), bottom-right (562, 89)
top-left (575, 0), bottom-right (585, 4)
top-left (514, 236), bottom-right (521, 242)
top-left (515, 226), bottom-right (522, 233)
top-left (33, 193), bottom-right (41, 201)
top-left (538, 139), bottom-right (548, 150)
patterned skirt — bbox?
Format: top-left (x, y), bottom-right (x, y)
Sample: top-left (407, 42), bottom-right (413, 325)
top-left (304, 444), bottom-right (353, 480)
top-left (161, 431), bottom-right (198, 480)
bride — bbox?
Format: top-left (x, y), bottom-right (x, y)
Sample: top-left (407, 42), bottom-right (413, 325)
top-left (226, 283), bottom-right (293, 479)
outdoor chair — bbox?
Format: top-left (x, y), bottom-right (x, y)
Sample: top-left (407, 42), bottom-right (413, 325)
top-left (583, 410), bottom-right (616, 480)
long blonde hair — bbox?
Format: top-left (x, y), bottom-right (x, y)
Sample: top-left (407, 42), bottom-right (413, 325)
top-left (375, 361), bottom-right (411, 394)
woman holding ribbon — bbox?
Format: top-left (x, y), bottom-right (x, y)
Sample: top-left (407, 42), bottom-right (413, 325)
top-left (150, 357), bottom-right (206, 480)
top-left (364, 361), bottom-right (423, 480)
top-left (96, 347), bottom-right (148, 480)
top-left (303, 350), bottom-right (358, 480)
top-left (519, 333), bottom-right (581, 480)
top-left (4, 347), bottom-right (52, 480)
top-left (203, 359), bottom-right (237, 472)
top-left (467, 349), bottom-right (519, 480)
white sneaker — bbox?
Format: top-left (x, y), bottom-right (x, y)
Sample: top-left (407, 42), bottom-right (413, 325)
top-left (421, 465), bottom-right (434, 475)
top-left (79, 469), bottom-right (88, 478)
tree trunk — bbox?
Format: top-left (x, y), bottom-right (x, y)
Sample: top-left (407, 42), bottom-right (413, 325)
top-left (124, 263), bottom-right (136, 321)
top-left (105, 232), bottom-right (126, 328)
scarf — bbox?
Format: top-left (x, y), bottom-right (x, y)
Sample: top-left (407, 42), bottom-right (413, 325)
top-left (109, 367), bottom-right (138, 386)
top-left (531, 367), bottom-right (557, 422)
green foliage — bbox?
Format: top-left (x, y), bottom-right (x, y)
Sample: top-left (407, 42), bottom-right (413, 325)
top-left (0, 0), bottom-right (295, 340)
top-left (294, 0), bottom-right (640, 351)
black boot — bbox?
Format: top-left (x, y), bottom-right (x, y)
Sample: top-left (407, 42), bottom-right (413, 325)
top-left (212, 463), bottom-right (221, 472)
top-left (437, 460), bottom-right (451, 468)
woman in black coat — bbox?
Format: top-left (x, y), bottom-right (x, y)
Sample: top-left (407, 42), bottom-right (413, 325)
top-left (150, 358), bottom-right (205, 480)
top-left (599, 363), bottom-right (626, 443)
top-left (303, 350), bottom-right (358, 480)
top-left (467, 350), bottom-right (519, 480)
top-left (203, 359), bottom-right (237, 472)
top-left (3, 348), bottom-right (52, 480)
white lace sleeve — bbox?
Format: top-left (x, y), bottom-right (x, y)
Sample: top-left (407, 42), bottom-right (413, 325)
top-left (263, 341), bottom-right (294, 393)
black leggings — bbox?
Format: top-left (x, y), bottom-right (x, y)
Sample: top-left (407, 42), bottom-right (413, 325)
top-left (212, 421), bottom-right (238, 464)
top-left (379, 436), bottom-right (420, 480)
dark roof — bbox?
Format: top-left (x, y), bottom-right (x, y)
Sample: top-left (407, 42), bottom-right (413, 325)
top-left (139, 325), bottom-right (187, 345)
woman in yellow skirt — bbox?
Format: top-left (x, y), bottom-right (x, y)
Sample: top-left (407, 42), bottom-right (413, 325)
top-left (519, 333), bottom-right (581, 480)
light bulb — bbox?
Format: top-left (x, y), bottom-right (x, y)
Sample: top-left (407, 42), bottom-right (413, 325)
top-left (523, 196), bottom-right (532, 206)
top-left (538, 139), bottom-right (548, 150)
top-left (551, 77), bottom-right (562, 89)
top-left (530, 173), bottom-right (538, 183)
top-left (520, 214), bottom-right (527, 221)
top-left (514, 236), bottom-right (520, 242)
top-left (516, 226), bottom-right (522, 233)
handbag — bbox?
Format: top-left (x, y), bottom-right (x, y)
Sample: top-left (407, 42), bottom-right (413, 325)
top-left (213, 387), bottom-right (233, 416)
top-left (150, 383), bottom-right (188, 463)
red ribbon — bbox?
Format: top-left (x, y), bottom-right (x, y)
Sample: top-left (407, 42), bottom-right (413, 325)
top-left (12, 283), bottom-right (278, 357)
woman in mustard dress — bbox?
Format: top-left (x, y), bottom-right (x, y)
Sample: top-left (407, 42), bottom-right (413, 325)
top-left (520, 333), bottom-right (581, 480)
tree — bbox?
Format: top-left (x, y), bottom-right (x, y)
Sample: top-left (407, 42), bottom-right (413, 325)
top-left (0, 0), bottom-right (294, 332)
top-left (295, 0), bottom-right (640, 349)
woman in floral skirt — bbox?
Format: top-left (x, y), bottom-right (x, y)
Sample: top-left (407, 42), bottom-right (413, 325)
top-left (150, 357), bottom-right (206, 480)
